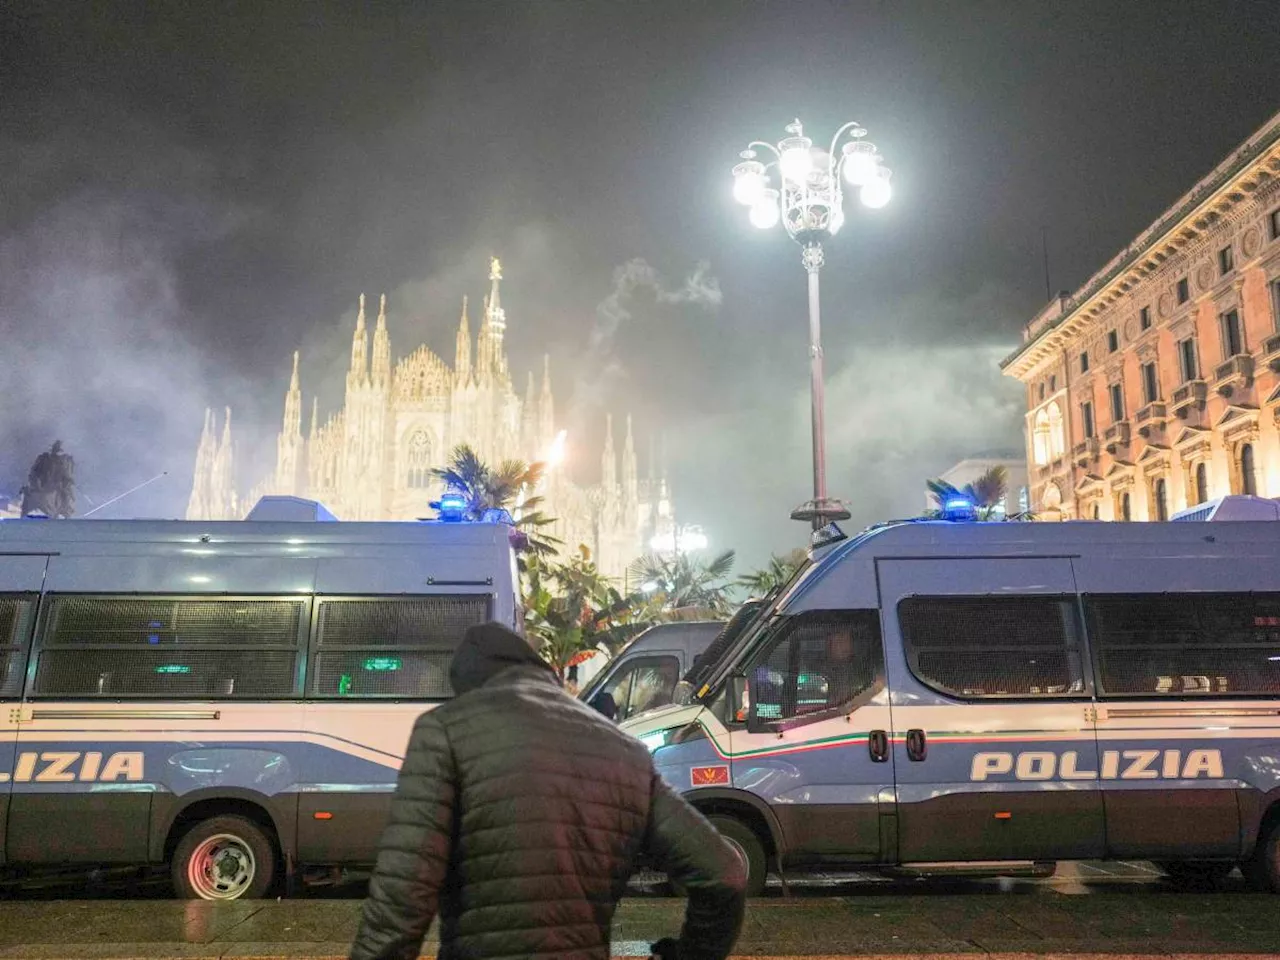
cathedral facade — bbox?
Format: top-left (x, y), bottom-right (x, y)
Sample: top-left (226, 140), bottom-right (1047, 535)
top-left (187, 259), bottom-right (672, 581)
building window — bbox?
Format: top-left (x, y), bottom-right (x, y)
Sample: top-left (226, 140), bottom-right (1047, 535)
top-left (1085, 593), bottom-right (1280, 696)
top-left (1241, 443), bottom-right (1258, 497)
top-left (1038, 382), bottom-right (1046, 402)
top-left (1140, 306), bottom-right (1152, 330)
top-left (1142, 361), bottom-right (1159, 404)
top-left (1220, 308), bottom-right (1243, 358)
top-left (1271, 279), bottom-right (1280, 331)
top-left (1108, 330), bottom-right (1119, 353)
top-left (1219, 245), bottom-right (1234, 276)
top-left (1177, 277), bottom-right (1190, 304)
top-left (594, 655), bottom-right (682, 722)
top-left (1091, 502), bottom-right (1101, 520)
top-left (1046, 401), bottom-right (1065, 460)
top-left (1110, 382), bottom-right (1125, 422)
top-left (749, 611), bottom-right (884, 722)
top-left (1179, 337), bottom-right (1198, 381)
top-left (1153, 477), bottom-right (1169, 522)
top-left (1081, 401), bottom-right (1095, 439)
top-left (406, 430), bottom-right (433, 488)
top-left (1270, 207), bottom-right (1280, 241)
top-left (1050, 374), bottom-right (1057, 392)
top-left (1120, 491), bottom-right (1132, 522)
top-left (897, 596), bottom-right (1085, 699)
top-left (1195, 462), bottom-right (1209, 505)
top-left (1080, 351), bottom-right (1090, 373)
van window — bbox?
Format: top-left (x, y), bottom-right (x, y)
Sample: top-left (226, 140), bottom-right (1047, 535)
top-left (898, 596), bottom-right (1086, 699)
top-left (1085, 593), bottom-right (1280, 696)
top-left (33, 596), bottom-right (305, 699)
top-left (1, 594), bottom-right (35, 699)
top-left (312, 596), bottom-right (490, 698)
top-left (597, 655), bottom-right (681, 722)
top-left (750, 611), bottom-right (882, 722)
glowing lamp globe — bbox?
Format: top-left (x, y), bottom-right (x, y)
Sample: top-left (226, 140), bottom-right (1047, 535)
top-left (860, 170), bottom-right (892, 209)
top-left (732, 160), bottom-right (767, 206)
top-left (778, 138), bottom-right (813, 183)
top-left (828, 204), bottom-right (845, 236)
top-left (749, 190), bottom-right (780, 229)
top-left (842, 141), bottom-right (880, 186)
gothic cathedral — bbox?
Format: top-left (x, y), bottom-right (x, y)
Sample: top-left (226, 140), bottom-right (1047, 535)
top-left (186, 258), bottom-right (672, 581)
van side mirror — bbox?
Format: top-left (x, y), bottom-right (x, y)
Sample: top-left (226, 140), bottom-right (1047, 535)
top-left (672, 680), bottom-right (695, 706)
top-left (590, 693), bottom-right (618, 721)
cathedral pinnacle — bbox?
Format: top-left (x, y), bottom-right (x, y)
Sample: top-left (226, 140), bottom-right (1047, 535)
top-left (377, 293), bottom-right (387, 329)
top-left (349, 293), bottom-right (369, 384)
top-left (489, 257), bottom-right (502, 281)
top-left (289, 350), bottom-right (300, 390)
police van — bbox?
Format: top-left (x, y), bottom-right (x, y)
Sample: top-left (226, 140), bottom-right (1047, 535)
top-left (0, 496), bottom-right (520, 899)
top-left (621, 496), bottom-right (1280, 896)
top-left (580, 620), bottom-right (725, 723)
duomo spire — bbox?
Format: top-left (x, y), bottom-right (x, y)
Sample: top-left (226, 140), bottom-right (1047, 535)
top-left (186, 258), bottom-right (665, 580)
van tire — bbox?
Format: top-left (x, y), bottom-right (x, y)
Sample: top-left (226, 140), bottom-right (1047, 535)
top-left (1244, 821), bottom-right (1280, 892)
top-left (707, 815), bottom-right (767, 898)
top-left (171, 815), bottom-right (277, 900)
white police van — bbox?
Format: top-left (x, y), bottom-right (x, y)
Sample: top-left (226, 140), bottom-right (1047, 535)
top-left (0, 496), bottom-right (520, 898)
top-left (621, 496), bottom-right (1280, 896)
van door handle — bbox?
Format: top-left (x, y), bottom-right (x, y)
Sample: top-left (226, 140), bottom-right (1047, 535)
top-left (906, 728), bottom-right (927, 762)
top-left (868, 729), bottom-right (889, 763)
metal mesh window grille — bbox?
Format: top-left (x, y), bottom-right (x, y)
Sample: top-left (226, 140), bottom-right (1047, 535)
top-left (751, 611), bottom-right (882, 722)
top-left (34, 596), bottom-right (305, 699)
top-left (0, 596), bottom-right (34, 699)
top-left (312, 596), bottom-right (490, 698)
top-left (1087, 593), bottom-right (1280, 695)
top-left (898, 596), bottom-right (1085, 698)
top-left (45, 597), bottom-right (303, 646)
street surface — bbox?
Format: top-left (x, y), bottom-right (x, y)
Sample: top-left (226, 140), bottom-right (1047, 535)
top-left (1, 862), bottom-right (1279, 958)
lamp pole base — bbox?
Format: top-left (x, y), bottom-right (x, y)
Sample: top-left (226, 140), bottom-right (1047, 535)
top-left (790, 497), bottom-right (852, 527)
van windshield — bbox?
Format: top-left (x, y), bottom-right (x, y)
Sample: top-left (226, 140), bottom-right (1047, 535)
top-left (686, 554), bottom-right (814, 700)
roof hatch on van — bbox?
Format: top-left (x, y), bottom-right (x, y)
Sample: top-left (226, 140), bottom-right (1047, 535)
top-left (244, 496), bottom-right (339, 522)
top-left (1171, 495), bottom-right (1280, 522)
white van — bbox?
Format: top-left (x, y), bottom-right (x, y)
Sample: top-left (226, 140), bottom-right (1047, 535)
top-left (621, 498), bottom-right (1280, 896)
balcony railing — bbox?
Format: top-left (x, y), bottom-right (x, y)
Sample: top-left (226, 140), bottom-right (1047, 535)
top-left (1135, 402), bottom-right (1167, 424)
top-left (1104, 421), bottom-right (1130, 454)
top-left (1073, 437), bottom-right (1100, 463)
top-left (1214, 354), bottom-right (1254, 396)
top-left (1264, 333), bottom-right (1280, 372)
top-left (1172, 379), bottom-right (1208, 418)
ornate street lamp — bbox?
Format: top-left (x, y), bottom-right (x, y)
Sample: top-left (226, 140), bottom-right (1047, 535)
top-left (732, 119), bottom-right (891, 528)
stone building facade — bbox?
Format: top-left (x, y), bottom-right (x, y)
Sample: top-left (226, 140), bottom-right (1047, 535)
top-left (1002, 110), bottom-right (1280, 521)
top-left (187, 259), bottom-right (673, 579)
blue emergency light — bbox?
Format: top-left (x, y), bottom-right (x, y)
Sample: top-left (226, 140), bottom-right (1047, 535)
top-left (941, 497), bottom-right (977, 522)
top-left (429, 490), bottom-right (469, 523)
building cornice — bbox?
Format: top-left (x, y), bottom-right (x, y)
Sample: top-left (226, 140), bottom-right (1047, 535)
top-left (1002, 110), bottom-right (1280, 380)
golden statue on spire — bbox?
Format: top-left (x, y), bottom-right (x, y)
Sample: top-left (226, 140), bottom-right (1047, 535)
top-left (489, 256), bottom-right (502, 281)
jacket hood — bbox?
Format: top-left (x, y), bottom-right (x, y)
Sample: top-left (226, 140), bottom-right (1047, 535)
top-left (449, 621), bottom-right (550, 695)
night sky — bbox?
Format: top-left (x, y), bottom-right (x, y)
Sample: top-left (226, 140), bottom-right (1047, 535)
top-left (2, 1), bottom-right (1278, 568)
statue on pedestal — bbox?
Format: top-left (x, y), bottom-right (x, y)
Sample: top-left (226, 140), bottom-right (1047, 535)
top-left (19, 441), bottom-right (76, 518)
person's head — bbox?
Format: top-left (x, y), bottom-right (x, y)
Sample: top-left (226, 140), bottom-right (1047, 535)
top-left (449, 621), bottom-right (549, 696)
top-left (826, 628), bottom-right (854, 662)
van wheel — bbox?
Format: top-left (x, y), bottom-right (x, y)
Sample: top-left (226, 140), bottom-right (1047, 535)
top-left (1244, 820), bottom-right (1280, 892)
top-left (707, 815), bottom-right (767, 898)
top-left (1158, 860), bottom-right (1236, 885)
top-left (172, 815), bottom-right (276, 900)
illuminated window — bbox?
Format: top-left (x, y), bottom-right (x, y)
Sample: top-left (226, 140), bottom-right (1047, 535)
top-left (1032, 409), bottom-right (1051, 466)
top-left (1046, 401), bottom-right (1066, 460)
top-left (406, 430), bottom-right (433, 489)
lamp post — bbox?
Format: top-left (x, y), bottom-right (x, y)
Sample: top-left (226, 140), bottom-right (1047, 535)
top-left (732, 119), bottom-right (892, 528)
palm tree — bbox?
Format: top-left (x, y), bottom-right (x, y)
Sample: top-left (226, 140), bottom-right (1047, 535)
top-left (627, 548), bottom-right (737, 616)
top-left (738, 548), bottom-right (806, 596)
top-left (431, 444), bottom-right (562, 556)
top-left (927, 465), bottom-right (1010, 520)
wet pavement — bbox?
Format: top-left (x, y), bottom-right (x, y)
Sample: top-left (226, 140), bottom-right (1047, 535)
top-left (1, 862), bottom-right (1278, 958)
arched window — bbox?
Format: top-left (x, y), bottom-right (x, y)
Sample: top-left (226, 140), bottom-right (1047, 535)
top-left (1032, 409), bottom-right (1051, 466)
top-left (1195, 462), bottom-right (1209, 505)
top-left (406, 430), bottom-right (432, 489)
top-left (1154, 478), bottom-right (1169, 522)
top-left (1241, 443), bottom-right (1258, 497)
top-left (1046, 402), bottom-right (1066, 461)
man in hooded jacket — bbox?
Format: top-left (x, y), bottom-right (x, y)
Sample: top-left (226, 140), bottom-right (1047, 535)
top-left (349, 621), bottom-right (746, 960)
